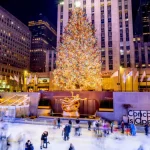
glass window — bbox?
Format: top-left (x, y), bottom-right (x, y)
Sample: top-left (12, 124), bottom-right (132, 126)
top-left (91, 7), bottom-right (94, 12)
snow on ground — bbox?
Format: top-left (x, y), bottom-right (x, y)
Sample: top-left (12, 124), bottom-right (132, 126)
top-left (0, 123), bottom-right (150, 150)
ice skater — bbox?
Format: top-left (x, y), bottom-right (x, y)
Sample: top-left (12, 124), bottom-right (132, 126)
top-left (144, 123), bottom-right (149, 136)
top-left (69, 143), bottom-right (75, 150)
top-left (40, 131), bottom-right (50, 149)
top-left (25, 140), bottom-right (34, 150)
top-left (121, 121), bottom-right (125, 134)
top-left (57, 118), bottom-right (61, 129)
top-left (110, 121), bottom-right (114, 133)
top-left (130, 122), bottom-right (136, 136)
top-left (88, 120), bottom-right (92, 131)
top-left (64, 124), bottom-right (71, 141)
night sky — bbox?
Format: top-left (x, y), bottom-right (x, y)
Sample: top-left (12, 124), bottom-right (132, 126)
top-left (0, 0), bottom-right (140, 28)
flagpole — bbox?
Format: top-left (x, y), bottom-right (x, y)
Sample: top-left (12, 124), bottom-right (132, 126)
top-left (146, 70), bottom-right (147, 91)
top-left (132, 69), bottom-right (133, 92)
top-left (120, 67), bottom-right (122, 92)
top-left (125, 79), bottom-right (126, 92)
top-left (118, 69), bottom-right (120, 91)
top-left (132, 74), bottom-right (133, 92)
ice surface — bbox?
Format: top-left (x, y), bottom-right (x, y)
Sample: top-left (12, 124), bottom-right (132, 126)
top-left (0, 123), bottom-right (150, 150)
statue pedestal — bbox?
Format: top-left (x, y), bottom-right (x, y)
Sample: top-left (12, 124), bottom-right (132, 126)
top-left (63, 111), bottom-right (80, 117)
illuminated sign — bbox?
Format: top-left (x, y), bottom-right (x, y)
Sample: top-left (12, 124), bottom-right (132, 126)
top-left (38, 78), bottom-right (50, 84)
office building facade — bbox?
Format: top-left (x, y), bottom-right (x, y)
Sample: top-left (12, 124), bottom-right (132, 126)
top-left (57, 0), bottom-right (135, 72)
top-left (0, 6), bottom-right (31, 91)
top-left (28, 14), bottom-right (57, 72)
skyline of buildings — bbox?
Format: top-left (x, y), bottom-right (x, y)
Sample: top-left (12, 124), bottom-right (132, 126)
top-left (0, 0), bottom-right (149, 92)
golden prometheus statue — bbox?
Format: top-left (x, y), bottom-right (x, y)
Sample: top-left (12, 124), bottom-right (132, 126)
top-left (61, 92), bottom-right (87, 117)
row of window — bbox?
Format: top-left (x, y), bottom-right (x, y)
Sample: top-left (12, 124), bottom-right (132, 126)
top-left (0, 13), bottom-right (30, 38)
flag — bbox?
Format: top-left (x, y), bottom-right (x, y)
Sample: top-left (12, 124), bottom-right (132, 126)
top-left (0, 75), bottom-right (2, 80)
top-left (111, 71), bottom-right (118, 78)
top-left (14, 75), bottom-right (19, 83)
top-left (21, 77), bottom-right (23, 85)
top-left (27, 74), bottom-right (32, 85)
top-left (10, 75), bottom-right (14, 80)
top-left (147, 77), bottom-right (150, 81)
top-left (34, 75), bottom-right (38, 85)
top-left (122, 72), bottom-right (127, 83)
top-left (140, 71), bottom-right (146, 82)
top-left (127, 71), bottom-right (133, 77)
top-left (134, 71), bottom-right (139, 82)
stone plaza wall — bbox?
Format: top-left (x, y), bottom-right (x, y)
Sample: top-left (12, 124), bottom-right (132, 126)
top-left (41, 91), bottom-right (113, 115)
top-left (99, 92), bottom-right (150, 122)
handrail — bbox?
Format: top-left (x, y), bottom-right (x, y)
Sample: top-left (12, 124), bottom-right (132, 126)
top-left (0, 95), bottom-right (17, 105)
top-left (16, 97), bottom-right (30, 106)
top-left (8, 96), bottom-right (27, 106)
top-left (0, 94), bottom-right (28, 106)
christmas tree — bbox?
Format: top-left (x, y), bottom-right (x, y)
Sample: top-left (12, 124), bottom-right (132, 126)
top-left (53, 7), bottom-right (102, 90)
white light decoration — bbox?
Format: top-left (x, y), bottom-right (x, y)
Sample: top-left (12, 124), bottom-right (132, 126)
top-left (60, 1), bottom-right (64, 5)
top-left (75, 1), bottom-right (81, 7)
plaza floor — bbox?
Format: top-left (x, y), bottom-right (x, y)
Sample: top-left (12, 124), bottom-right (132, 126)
top-left (0, 123), bottom-right (150, 150)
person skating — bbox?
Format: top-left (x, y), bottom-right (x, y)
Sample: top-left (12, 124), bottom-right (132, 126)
top-left (88, 120), bottom-right (92, 131)
top-left (144, 123), bottom-right (149, 136)
top-left (64, 124), bottom-right (71, 141)
top-left (130, 122), bottom-right (136, 136)
top-left (57, 118), bottom-right (61, 129)
top-left (121, 121), bottom-right (125, 134)
top-left (69, 143), bottom-right (75, 150)
top-left (53, 119), bottom-right (57, 129)
top-left (69, 119), bottom-right (72, 131)
top-left (25, 140), bottom-right (34, 150)
top-left (76, 118), bottom-right (80, 124)
top-left (69, 120), bottom-right (72, 126)
top-left (40, 131), bottom-right (50, 149)
top-left (96, 120), bottom-right (100, 135)
top-left (110, 121), bottom-right (114, 133)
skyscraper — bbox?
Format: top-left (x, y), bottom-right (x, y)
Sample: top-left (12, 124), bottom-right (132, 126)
top-left (28, 14), bottom-right (57, 72)
top-left (0, 6), bottom-right (31, 91)
top-left (57, 0), bottom-right (134, 72)
top-left (134, 0), bottom-right (150, 42)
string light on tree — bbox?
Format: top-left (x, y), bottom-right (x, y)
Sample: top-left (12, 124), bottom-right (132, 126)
top-left (75, 1), bottom-right (81, 7)
top-left (53, 7), bottom-right (102, 91)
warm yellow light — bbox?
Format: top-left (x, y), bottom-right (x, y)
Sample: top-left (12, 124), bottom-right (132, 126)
top-left (60, 2), bottom-right (64, 5)
top-left (24, 70), bottom-right (28, 75)
top-left (75, 1), bottom-right (81, 7)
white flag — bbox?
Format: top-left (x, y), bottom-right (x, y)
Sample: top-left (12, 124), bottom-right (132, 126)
top-left (27, 74), bottom-right (32, 85)
top-left (14, 75), bottom-right (19, 83)
top-left (21, 77), bottom-right (23, 85)
top-left (122, 72), bottom-right (127, 83)
top-left (147, 77), bottom-right (150, 81)
top-left (127, 71), bottom-right (133, 77)
top-left (134, 71), bottom-right (139, 82)
top-left (140, 71), bottom-right (146, 82)
top-left (34, 75), bottom-right (38, 85)
top-left (111, 71), bottom-right (118, 78)
top-left (10, 75), bottom-right (14, 80)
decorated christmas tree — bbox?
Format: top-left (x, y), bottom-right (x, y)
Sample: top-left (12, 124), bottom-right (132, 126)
top-left (53, 7), bottom-right (102, 90)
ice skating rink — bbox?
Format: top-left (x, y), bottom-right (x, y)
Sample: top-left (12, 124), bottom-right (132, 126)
top-left (0, 123), bottom-right (150, 150)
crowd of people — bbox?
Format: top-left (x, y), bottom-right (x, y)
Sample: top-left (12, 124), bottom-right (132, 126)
top-left (0, 117), bottom-right (149, 150)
